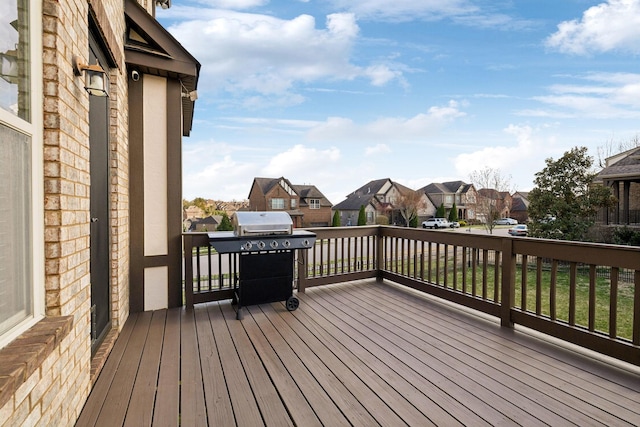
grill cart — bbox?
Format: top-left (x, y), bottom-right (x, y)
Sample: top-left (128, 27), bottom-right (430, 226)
top-left (207, 211), bottom-right (316, 319)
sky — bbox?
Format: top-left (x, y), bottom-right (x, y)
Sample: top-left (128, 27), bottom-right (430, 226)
top-left (157, 0), bottom-right (640, 205)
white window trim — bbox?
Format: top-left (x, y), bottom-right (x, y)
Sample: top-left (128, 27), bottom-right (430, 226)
top-left (0, 0), bottom-right (44, 348)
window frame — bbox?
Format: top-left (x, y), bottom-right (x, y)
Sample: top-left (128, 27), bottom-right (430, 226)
top-left (309, 199), bottom-right (320, 209)
top-left (271, 198), bottom-right (285, 210)
top-left (0, 0), bottom-right (44, 348)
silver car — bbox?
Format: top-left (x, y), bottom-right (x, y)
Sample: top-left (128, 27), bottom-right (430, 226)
top-left (494, 218), bottom-right (518, 225)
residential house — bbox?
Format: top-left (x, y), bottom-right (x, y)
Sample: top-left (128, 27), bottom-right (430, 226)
top-left (185, 215), bottom-right (223, 232)
top-left (184, 204), bottom-right (205, 219)
top-left (292, 184), bottom-right (334, 227)
top-left (248, 177), bottom-right (333, 227)
top-left (476, 188), bottom-right (513, 223)
top-left (510, 191), bottom-right (530, 224)
top-left (332, 178), bottom-right (434, 226)
top-left (0, 1), bottom-right (199, 425)
top-left (596, 146), bottom-right (640, 225)
top-left (419, 181), bottom-right (478, 221)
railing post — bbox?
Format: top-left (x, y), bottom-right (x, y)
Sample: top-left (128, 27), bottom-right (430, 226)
top-left (298, 249), bottom-right (308, 293)
top-left (376, 226), bottom-right (384, 282)
top-left (500, 237), bottom-right (515, 328)
top-left (183, 233), bottom-right (194, 309)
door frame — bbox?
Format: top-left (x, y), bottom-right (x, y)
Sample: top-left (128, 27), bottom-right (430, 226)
top-left (88, 31), bottom-right (112, 355)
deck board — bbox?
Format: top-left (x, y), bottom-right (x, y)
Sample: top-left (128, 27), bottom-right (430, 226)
top-left (357, 281), bottom-right (640, 425)
top-left (180, 303), bottom-right (207, 427)
top-left (123, 310), bottom-right (166, 427)
top-left (151, 307), bottom-right (181, 427)
top-left (77, 279), bottom-right (640, 426)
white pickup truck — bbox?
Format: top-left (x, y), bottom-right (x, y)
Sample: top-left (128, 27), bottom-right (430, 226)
top-left (421, 217), bottom-right (450, 229)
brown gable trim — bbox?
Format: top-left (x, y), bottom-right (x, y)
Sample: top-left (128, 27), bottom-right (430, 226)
top-left (124, 0), bottom-right (200, 79)
top-left (124, 0), bottom-right (200, 135)
top-left (88, 0), bottom-right (124, 70)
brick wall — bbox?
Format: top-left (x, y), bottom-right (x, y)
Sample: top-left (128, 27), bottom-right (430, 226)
top-left (301, 206), bottom-right (332, 227)
top-left (0, 0), bottom-right (130, 424)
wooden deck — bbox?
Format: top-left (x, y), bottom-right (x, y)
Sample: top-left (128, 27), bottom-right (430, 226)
top-left (76, 279), bottom-right (640, 426)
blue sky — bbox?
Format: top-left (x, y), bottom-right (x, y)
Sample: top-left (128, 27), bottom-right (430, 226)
top-left (157, 0), bottom-right (640, 205)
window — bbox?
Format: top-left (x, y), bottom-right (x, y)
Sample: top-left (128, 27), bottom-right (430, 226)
top-left (0, 0), bottom-right (43, 348)
top-left (309, 199), bottom-right (320, 209)
top-left (271, 198), bottom-right (285, 210)
top-left (290, 198), bottom-right (297, 209)
top-left (366, 211), bottom-right (374, 223)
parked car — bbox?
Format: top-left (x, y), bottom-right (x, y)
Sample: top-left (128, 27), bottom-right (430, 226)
top-left (494, 218), bottom-right (518, 225)
top-left (422, 218), bottom-right (450, 229)
top-left (508, 224), bottom-right (528, 236)
top-left (449, 221), bottom-right (460, 228)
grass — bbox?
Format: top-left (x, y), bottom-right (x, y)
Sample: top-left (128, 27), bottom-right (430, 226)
top-left (385, 251), bottom-right (635, 341)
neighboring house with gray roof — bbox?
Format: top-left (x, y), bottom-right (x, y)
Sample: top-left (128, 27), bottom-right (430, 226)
top-left (184, 215), bottom-right (222, 232)
top-left (419, 181), bottom-right (478, 221)
top-left (248, 177), bottom-right (333, 227)
top-left (332, 178), bottom-right (434, 226)
top-left (596, 146), bottom-right (640, 225)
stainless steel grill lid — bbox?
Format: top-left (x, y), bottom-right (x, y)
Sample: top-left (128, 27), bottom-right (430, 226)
top-left (232, 211), bottom-right (293, 236)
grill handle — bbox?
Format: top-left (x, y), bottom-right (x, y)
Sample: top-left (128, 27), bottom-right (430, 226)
top-left (239, 228), bottom-right (291, 235)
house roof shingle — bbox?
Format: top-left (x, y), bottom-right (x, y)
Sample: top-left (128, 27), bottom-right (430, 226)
top-left (332, 178), bottom-right (392, 211)
top-left (597, 147), bottom-right (640, 180)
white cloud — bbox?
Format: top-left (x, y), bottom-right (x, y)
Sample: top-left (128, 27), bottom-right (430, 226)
top-left (262, 144), bottom-right (341, 177)
top-left (165, 9), bottom-right (405, 103)
top-left (183, 154), bottom-right (257, 201)
top-left (329, 0), bottom-right (476, 21)
top-left (307, 100), bottom-right (466, 142)
top-left (453, 125), bottom-right (552, 190)
top-left (328, 0), bottom-right (535, 29)
top-left (546, 0), bottom-right (640, 55)
top-left (524, 72), bottom-right (640, 119)
top-left (191, 0), bottom-right (269, 9)
top-left (365, 143), bottom-right (391, 156)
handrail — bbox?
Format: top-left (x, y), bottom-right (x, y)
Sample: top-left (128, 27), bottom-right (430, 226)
top-left (183, 226), bottom-right (640, 366)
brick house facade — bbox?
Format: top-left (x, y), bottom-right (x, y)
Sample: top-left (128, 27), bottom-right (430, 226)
top-left (0, 1), bottom-right (198, 425)
top-left (248, 177), bottom-right (333, 227)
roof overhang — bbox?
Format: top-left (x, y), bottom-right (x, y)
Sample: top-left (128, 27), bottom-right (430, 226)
top-left (124, 0), bottom-right (201, 136)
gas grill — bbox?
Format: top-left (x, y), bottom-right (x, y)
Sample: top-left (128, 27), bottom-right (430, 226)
top-left (208, 211), bottom-right (316, 319)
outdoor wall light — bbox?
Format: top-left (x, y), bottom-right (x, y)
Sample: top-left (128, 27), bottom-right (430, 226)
top-left (182, 90), bottom-right (198, 101)
top-left (155, 0), bottom-right (171, 9)
top-left (0, 48), bottom-right (19, 84)
top-left (73, 55), bottom-right (108, 97)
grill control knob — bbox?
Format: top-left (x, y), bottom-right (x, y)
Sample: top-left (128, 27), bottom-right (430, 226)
top-left (270, 240), bottom-right (278, 249)
top-left (302, 239), bottom-right (310, 247)
top-left (257, 241), bottom-right (266, 250)
top-left (282, 240), bottom-right (291, 248)
top-left (243, 242), bottom-right (253, 251)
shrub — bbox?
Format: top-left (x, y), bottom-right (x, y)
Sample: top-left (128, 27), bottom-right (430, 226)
top-left (332, 210), bottom-right (341, 227)
top-left (612, 226), bottom-right (640, 246)
top-left (376, 216), bottom-right (390, 225)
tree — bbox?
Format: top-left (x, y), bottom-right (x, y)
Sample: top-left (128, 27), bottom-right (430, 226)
top-left (469, 167), bottom-right (513, 234)
top-left (448, 202), bottom-right (459, 223)
top-left (357, 205), bottom-right (367, 226)
top-left (395, 189), bottom-right (426, 227)
top-left (332, 210), bottom-right (341, 227)
top-left (596, 134), bottom-right (640, 168)
top-left (216, 213), bottom-right (233, 231)
top-left (436, 203), bottom-right (446, 218)
top-left (528, 147), bottom-right (616, 241)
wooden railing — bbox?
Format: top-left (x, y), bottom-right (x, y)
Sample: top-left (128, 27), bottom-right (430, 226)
top-left (183, 226), bottom-right (640, 366)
